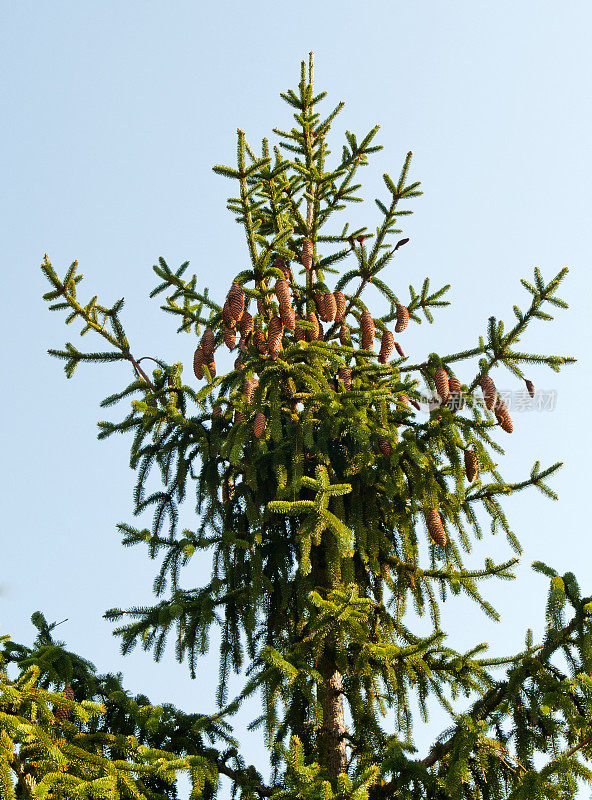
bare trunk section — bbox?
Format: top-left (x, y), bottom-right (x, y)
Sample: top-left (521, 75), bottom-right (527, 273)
top-left (318, 654), bottom-right (348, 777)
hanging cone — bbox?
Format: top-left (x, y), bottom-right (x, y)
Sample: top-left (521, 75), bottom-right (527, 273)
top-left (395, 342), bottom-right (405, 358)
top-left (234, 410), bottom-right (245, 424)
top-left (205, 358), bottom-right (216, 380)
top-left (201, 328), bottom-right (215, 360)
top-left (323, 292), bottom-right (337, 322)
top-left (334, 291), bottom-right (347, 322)
top-left (240, 311), bottom-right (254, 340)
top-left (338, 366), bottom-right (352, 391)
top-left (294, 316), bottom-right (306, 342)
top-left (449, 376), bottom-right (462, 395)
top-left (479, 375), bottom-right (497, 410)
top-left (464, 449), bottom-right (479, 482)
top-left (301, 239), bottom-right (313, 270)
top-left (274, 278), bottom-right (291, 308)
top-left (339, 324), bottom-right (351, 345)
top-left (395, 304), bottom-right (409, 333)
top-left (280, 303), bottom-right (296, 330)
top-left (314, 291), bottom-right (326, 320)
top-left (243, 378), bottom-right (259, 404)
top-left (223, 326), bottom-right (236, 351)
top-left (234, 354), bottom-right (243, 370)
top-left (253, 412), bottom-right (266, 438)
top-left (268, 315), bottom-right (284, 359)
top-left (377, 437), bottom-right (392, 457)
top-left (435, 367), bottom-right (450, 403)
top-left (306, 311), bottom-right (320, 341)
top-left (426, 509), bottom-right (447, 547)
top-left (494, 399), bottom-right (513, 433)
top-left (379, 330), bottom-right (395, 363)
top-left (222, 300), bottom-right (234, 329)
top-left (525, 378), bottom-right (535, 398)
top-left (55, 683), bottom-right (74, 723)
top-left (253, 328), bottom-right (267, 354)
top-left (317, 320), bottom-right (325, 341)
top-left (257, 297), bottom-right (265, 316)
top-left (274, 255), bottom-right (291, 280)
top-left (227, 282), bottom-right (244, 322)
top-left (193, 347), bottom-right (204, 380)
top-left (408, 397), bottom-right (421, 411)
top-left (361, 310), bottom-right (375, 351)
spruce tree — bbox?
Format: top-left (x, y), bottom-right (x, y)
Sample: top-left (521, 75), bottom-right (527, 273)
top-left (3, 53), bottom-right (591, 799)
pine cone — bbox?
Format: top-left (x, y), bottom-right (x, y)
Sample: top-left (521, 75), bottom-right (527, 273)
top-left (317, 320), bottom-right (325, 341)
top-left (234, 354), bottom-right (243, 370)
top-left (494, 399), bottom-right (513, 433)
top-left (435, 367), bottom-right (450, 403)
top-left (339, 324), bottom-right (351, 345)
top-left (240, 311), bottom-right (254, 340)
top-left (223, 326), bottom-right (236, 351)
top-left (55, 683), bottom-right (74, 723)
top-left (525, 378), bottom-right (535, 398)
top-left (205, 358), bottom-right (216, 380)
top-left (426, 509), bottom-right (447, 547)
top-left (322, 292), bottom-right (337, 322)
top-left (464, 449), bottom-right (479, 482)
top-left (193, 347), bottom-right (204, 380)
top-left (377, 437), bottom-right (392, 457)
top-left (222, 300), bottom-right (234, 329)
top-left (253, 412), bottom-right (266, 438)
top-left (234, 410), bottom-right (245, 424)
top-left (227, 282), bottom-right (244, 322)
top-left (395, 342), bottom-right (405, 358)
top-left (243, 378), bottom-right (259, 404)
top-left (274, 255), bottom-right (291, 280)
top-left (294, 316), bottom-right (306, 342)
top-left (449, 376), bottom-right (462, 394)
top-left (268, 315), bottom-right (284, 359)
top-left (257, 297), bottom-right (265, 316)
top-left (201, 328), bottom-right (215, 360)
top-left (306, 311), bottom-right (320, 341)
top-left (334, 291), bottom-right (347, 322)
top-left (274, 278), bottom-right (291, 308)
top-left (301, 239), bottom-right (313, 270)
top-left (379, 330), bottom-right (395, 364)
top-left (479, 375), bottom-right (497, 410)
top-left (395, 304), bottom-right (409, 333)
top-left (279, 302), bottom-right (296, 330)
top-left (361, 310), bottom-right (375, 351)
top-left (253, 328), bottom-right (267, 354)
top-left (409, 397), bottom-right (421, 411)
top-left (338, 366), bottom-right (352, 391)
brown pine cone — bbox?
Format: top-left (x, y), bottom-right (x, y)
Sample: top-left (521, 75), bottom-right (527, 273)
top-left (243, 378), bottom-right (259, 404)
top-left (240, 311), bottom-right (254, 340)
top-left (306, 311), bottom-right (320, 341)
top-left (234, 354), bottom-right (243, 370)
top-left (314, 291), bottom-right (326, 319)
top-left (205, 358), bottom-right (216, 380)
top-left (378, 330), bottom-right (395, 364)
top-left (223, 326), bottom-right (236, 351)
top-left (525, 378), bottom-right (535, 398)
top-left (253, 328), bottom-right (267, 354)
top-left (279, 302), bottom-right (296, 330)
top-left (449, 376), bottom-right (462, 394)
top-left (338, 366), bottom-right (352, 391)
top-left (494, 399), bottom-right (513, 433)
top-left (222, 300), bottom-right (234, 329)
top-left (360, 310), bottom-right (375, 351)
top-left (339, 324), bottom-right (351, 345)
top-left (409, 397), bottom-right (421, 411)
top-left (317, 320), bottom-right (325, 341)
top-left (257, 297), bottom-right (266, 316)
top-left (426, 509), bottom-right (447, 547)
top-left (301, 239), bottom-right (313, 270)
top-left (55, 683), bottom-right (74, 723)
top-left (395, 342), bottom-right (405, 358)
top-left (201, 328), bottom-right (215, 360)
top-left (435, 367), bottom-right (450, 403)
top-left (193, 347), bottom-right (204, 380)
top-left (253, 412), bottom-right (266, 438)
top-left (395, 304), bottom-right (409, 333)
top-left (234, 410), bottom-right (245, 424)
top-left (294, 316), bottom-right (306, 342)
top-left (227, 282), bottom-right (244, 322)
top-left (274, 255), bottom-right (291, 280)
top-left (464, 449), bottom-right (479, 482)
top-left (322, 292), bottom-right (337, 322)
top-left (274, 278), bottom-right (291, 307)
top-left (268, 315), bottom-right (284, 359)
top-left (479, 375), bottom-right (497, 410)
top-left (334, 291), bottom-right (347, 322)
top-left (377, 437), bottom-right (392, 457)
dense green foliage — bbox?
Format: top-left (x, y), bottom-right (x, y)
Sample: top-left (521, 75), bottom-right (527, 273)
top-left (3, 54), bottom-right (589, 799)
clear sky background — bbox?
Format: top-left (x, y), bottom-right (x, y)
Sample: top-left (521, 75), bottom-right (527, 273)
top-left (2, 1), bottom-right (591, 796)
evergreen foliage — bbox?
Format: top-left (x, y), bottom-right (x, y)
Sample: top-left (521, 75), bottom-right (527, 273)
top-left (5, 53), bottom-right (589, 798)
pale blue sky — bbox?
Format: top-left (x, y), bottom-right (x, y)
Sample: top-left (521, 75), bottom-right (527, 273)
top-left (2, 1), bottom-right (592, 794)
